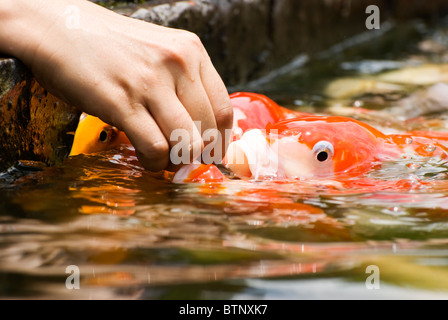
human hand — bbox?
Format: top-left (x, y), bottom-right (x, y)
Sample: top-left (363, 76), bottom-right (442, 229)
top-left (0, 0), bottom-right (233, 171)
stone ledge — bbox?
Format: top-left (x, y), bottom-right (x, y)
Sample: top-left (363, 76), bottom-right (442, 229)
top-left (1, 0), bottom-right (448, 171)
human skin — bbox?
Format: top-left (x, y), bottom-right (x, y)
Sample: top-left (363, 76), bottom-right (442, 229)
top-left (0, 0), bottom-right (233, 171)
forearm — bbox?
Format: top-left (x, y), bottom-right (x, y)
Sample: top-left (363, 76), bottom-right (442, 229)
top-left (0, 1), bottom-right (53, 62)
top-left (0, 0), bottom-right (118, 66)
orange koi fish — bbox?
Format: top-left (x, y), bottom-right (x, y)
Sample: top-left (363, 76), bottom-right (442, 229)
top-left (69, 113), bottom-right (131, 157)
top-left (70, 92), bottom-right (448, 183)
top-left (223, 115), bottom-right (448, 181)
top-left (176, 93), bottom-right (448, 183)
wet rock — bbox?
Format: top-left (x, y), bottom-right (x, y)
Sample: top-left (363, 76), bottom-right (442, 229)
top-left (378, 64), bottom-right (448, 85)
top-left (0, 58), bottom-right (80, 171)
top-left (388, 83), bottom-right (448, 120)
top-left (324, 78), bottom-right (405, 100)
top-left (123, 0), bottom-right (448, 85)
top-left (128, 0), bottom-right (272, 85)
top-left (324, 63), bottom-right (448, 100)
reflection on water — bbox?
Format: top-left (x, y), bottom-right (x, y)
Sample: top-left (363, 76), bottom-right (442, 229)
top-left (4, 20), bottom-right (448, 299)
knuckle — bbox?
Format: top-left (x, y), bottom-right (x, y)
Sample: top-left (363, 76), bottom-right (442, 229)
top-left (136, 66), bottom-right (157, 85)
top-left (158, 31), bottom-right (205, 71)
top-left (180, 30), bottom-right (203, 47)
top-left (178, 31), bottom-right (206, 57)
top-left (159, 46), bottom-right (188, 71)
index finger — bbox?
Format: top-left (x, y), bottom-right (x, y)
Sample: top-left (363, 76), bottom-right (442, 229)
top-left (200, 57), bottom-right (234, 159)
top-left (118, 103), bottom-right (170, 172)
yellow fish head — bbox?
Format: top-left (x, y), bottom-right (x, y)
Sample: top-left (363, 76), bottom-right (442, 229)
top-left (69, 113), bottom-right (131, 156)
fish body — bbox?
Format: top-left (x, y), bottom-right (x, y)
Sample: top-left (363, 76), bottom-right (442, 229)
top-left (242, 116), bottom-right (448, 180)
top-left (70, 92), bottom-right (448, 183)
top-left (222, 94), bottom-right (448, 181)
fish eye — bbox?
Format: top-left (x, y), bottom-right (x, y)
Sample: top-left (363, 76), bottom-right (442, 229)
top-left (99, 130), bottom-right (108, 143)
top-left (312, 141), bottom-right (334, 163)
top-left (98, 127), bottom-right (117, 143)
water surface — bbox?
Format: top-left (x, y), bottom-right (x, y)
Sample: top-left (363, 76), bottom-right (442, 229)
top-left (2, 20), bottom-right (448, 299)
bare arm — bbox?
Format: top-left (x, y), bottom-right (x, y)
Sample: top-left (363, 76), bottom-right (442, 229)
top-left (0, 0), bottom-right (233, 171)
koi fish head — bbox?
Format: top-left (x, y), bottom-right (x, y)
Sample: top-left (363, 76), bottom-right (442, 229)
top-left (69, 114), bottom-right (131, 156)
top-left (229, 92), bottom-right (307, 140)
top-left (225, 115), bottom-right (394, 180)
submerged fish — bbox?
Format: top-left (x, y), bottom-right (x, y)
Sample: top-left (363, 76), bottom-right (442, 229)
top-left (70, 92), bottom-right (448, 183)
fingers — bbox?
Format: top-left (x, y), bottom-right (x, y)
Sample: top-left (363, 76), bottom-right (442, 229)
top-left (118, 103), bottom-right (170, 172)
top-left (118, 88), bottom-right (210, 172)
top-left (144, 89), bottom-right (203, 168)
top-left (177, 81), bottom-right (217, 133)
top-left (199, 57), bottom-right (234, 158)
top-left (176, 80), bottom-right (217, 145)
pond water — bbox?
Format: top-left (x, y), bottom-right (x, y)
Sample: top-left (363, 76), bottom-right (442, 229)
top-left (3, 20), bottom-right (448, 300)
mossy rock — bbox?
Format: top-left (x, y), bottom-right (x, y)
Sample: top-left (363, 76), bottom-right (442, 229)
top-left (0, 58), bottom-right (80, 171)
